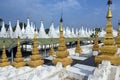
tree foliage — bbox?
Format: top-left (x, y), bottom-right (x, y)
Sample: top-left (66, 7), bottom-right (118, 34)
top-left (45, 28), bottom-right (49, 34)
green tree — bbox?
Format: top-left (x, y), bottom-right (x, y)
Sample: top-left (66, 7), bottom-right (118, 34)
top-left (95, 28), bottom-right (101, 32)
top-left (5, 24), bottom-right (9, 31)
top-left (0, 18), bottom-right (3, 29)
top-left (13, 22), bottom-right (26, 32)
top-left (45, 28), bottom-right (49, 34)
top-left (19, 22), bottom-right (26, 29)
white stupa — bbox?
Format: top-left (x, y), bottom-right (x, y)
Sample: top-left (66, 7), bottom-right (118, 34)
top-left (75, 28), bottom-right (78, 35)
top-left (88, 28), bottom-right (93, 36)
top-left (21, 23), bottom-right (25, 38)
top-left (98, 28), bottom-right (106, 37)
top-left (113, 29), bottom-right (118, 37)
top-left (0, 21), bottom-right (7, 38)
top-left (84, 28), bottom-right (89, 37)
top-left (79, 26), bottom-right (86, 37)
top-left (48, 22), bottom-right (58, 38)
top-left (14, 20), bottom-right (22, 38)
top-left (71, 28), bottom-right (76, 38)
top-left (24, 19), bottom-right (34, 39)
top-left (65, 26), bottom-right (71, 38)
top-left (38, 20), bottom-right (49, 38)
top-left (30, 22), bottom-right (35, 33)
top-left (55, 26), bottom-right (59, 37)
top-left (7, 21), bottom-right (13, 38)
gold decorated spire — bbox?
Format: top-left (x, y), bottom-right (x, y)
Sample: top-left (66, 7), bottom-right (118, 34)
top-left (118, 22), bottom-right (120, 33)
top-left (52, 17), bottom-right (72, 67)
top-left (99, 0), bottom-right (117, 55)
top-left (0, 41), bottom-right (10, 67)
top-left (60, 17), bottom-right (63, 32)
top-left (92, 31), bottom-right (99, 51)
top-left (28, 31), bottom-right (44, 67)
top-left (107, 5), bottom-right (112, 18)
top-left (75, 34), bottom-right (82, 54)
top-left (95, 0), bottom-right (120, 66)
top-left (49, 40), bottom-right (55, 56)
top-left (102, 0), bottom-right (115, 46)
top-left (116, 23), bottom-right (120, 48)
top-left (12, 36), bottom-right (26, 68)
top-left (16, 36), bottom-right (22, 58)
top-left (2, 41), bottom-right (7, 59)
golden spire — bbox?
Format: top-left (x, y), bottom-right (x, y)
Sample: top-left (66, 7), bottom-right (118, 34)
top-left (16, 36), bottom-right (22, 58)
top-left (0, 41), bottom-right (10, 67)
top-left (116, 23), bottom-right (120, 48)
top-left (92, 31), bottom-right (99, 51)
top-left (52, 17), bottom-right (72, 67)
top-left (95, 0), bottom-right (120, 66)
top-left (101, 0), bottom-right (117, 53)
top-left (107, 5), bottom-right (112, 18)
top-left (118, 22), bottom-right (120, 35)
top-left (60, 17), bottom-right (63, 32)
top-left (28, 30), bottom-right (44, 67)
top-left (75, 34), bottom-right (82, 54)
top-left (49, 40), bottom-right (55, 56)
top-left (12, 36), bottom-right (26, 68)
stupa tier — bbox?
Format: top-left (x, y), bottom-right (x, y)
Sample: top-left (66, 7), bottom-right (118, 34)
top-left (52, 17), bottom-right (72, 67)
top-left (27, 31), bottom-right (44, 67)
top-left (12, 36), bottom-right (26, 68)
top-left (95, 0), bottom-right (120, 65)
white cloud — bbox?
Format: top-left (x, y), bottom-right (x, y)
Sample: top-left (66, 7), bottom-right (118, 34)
top-left (53, 0), bottom-right (81, 10)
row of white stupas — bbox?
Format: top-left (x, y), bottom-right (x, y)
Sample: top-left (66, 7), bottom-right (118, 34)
top-left (0, 18), bottom-right (118, 38)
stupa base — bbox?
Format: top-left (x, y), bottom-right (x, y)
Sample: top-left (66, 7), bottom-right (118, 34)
top-left (95, 54), bottom-right (120, 65)
top-left (0, 62), bottom-right (10, 67)
top-left (52, 58), bottom-right (72, 67)
top-left (12, 62), bottom-right (26, 68)
top-left (75, 49), bottom-right (82, 54)
top-left (27, 60), bottom-right (44, 67)
top-left (92, 48), bottom-right (99, 51)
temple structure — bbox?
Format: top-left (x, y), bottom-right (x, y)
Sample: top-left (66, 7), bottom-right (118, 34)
top-left (14, 20), bottom-right (22, 38)
top-left (75, 35), bottom-right (82, 55)
top-left (49, 40), bottom-right (55, 56)
top-left (0, 21), bottom-right (7, 38)
top-left (95, 0), bottom-right (120, 65)
top-left (24, 18), bottom-right (34, 38)
top-left (116, 23), bottom-right (120, 48)
top-left (48, 22), bottom-right (58, 38)
top-left (39, 20), bottom-right (49, 38)
top-left (12, 36), bottom-right (26, 68)
top-left (7, 21), bottom-right (13, 38)
top-left (27, 30), bottom-right (44, 67)
top-left (0, 41), bottom-right (10, 67)
top-left (52, 17), bottom-right (72, 67)
top-left (21, 23), bottom-right (25, 37)
top-left (92, 31), bottom-right (99, 51)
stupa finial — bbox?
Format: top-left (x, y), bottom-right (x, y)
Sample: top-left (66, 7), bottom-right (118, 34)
top-left (107, 0), bottom-right (112, 18)
top-left (107, 0), bottom-right (112, 5)
top-left (59, 16), bottom-right (63, 32)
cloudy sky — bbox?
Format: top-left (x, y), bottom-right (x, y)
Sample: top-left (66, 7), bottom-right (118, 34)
top-left (0, 0), bottom-right (120, 29)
